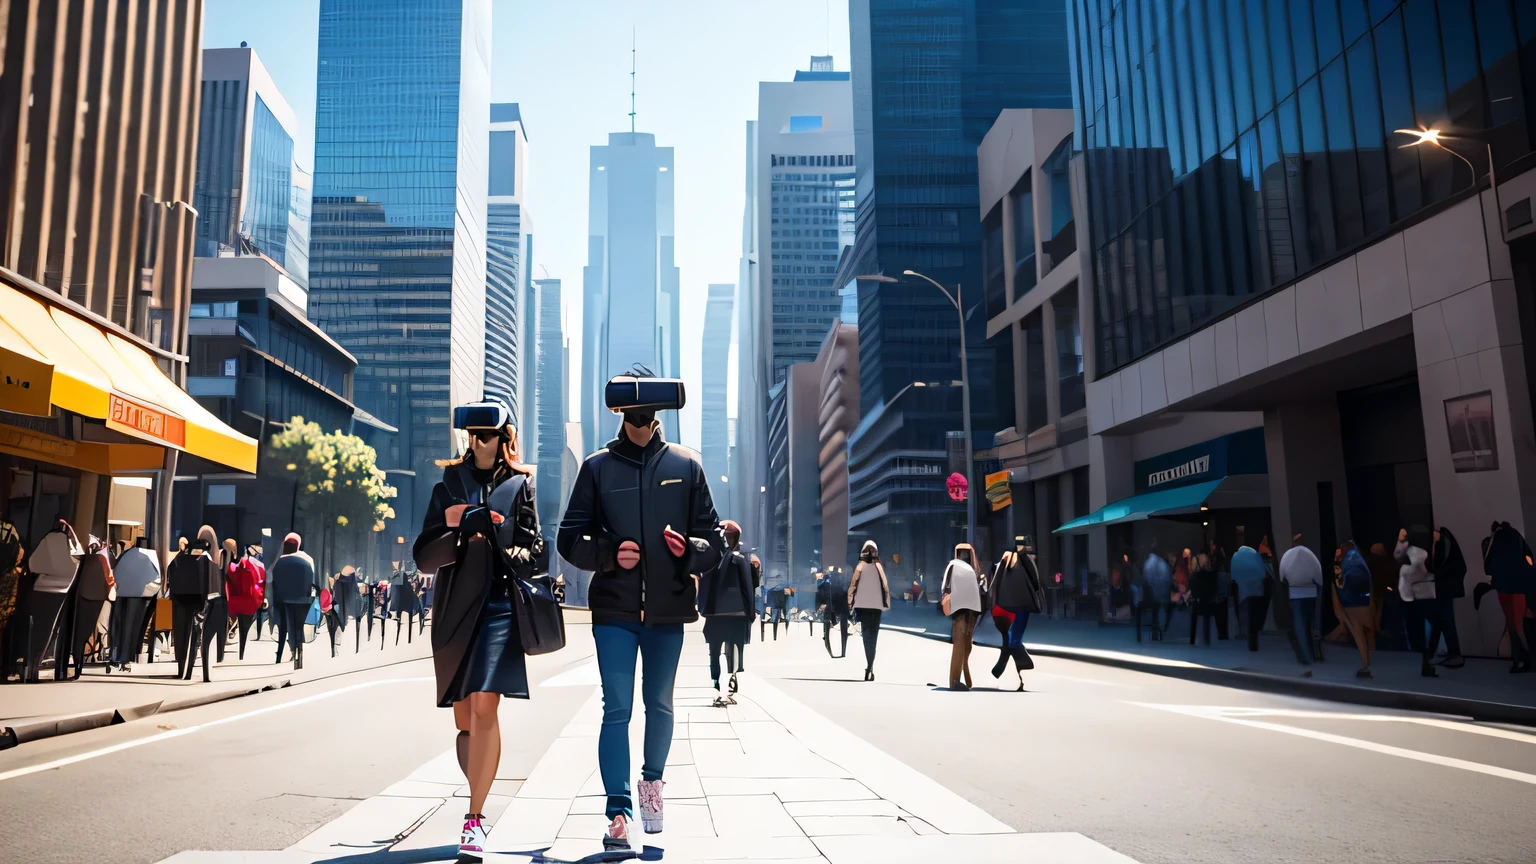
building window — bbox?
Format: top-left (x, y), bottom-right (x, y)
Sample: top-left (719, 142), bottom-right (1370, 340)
top-left (1053, 286), bottom-right (1084, 417)
top-left (983, 205), bottom-right (1006, 319)
top-left (1040, 138), bottom-right (1076, 276)
top-left (789, 115), bottom-right (823, 132)
top-left (1022, 310), bottom-right (1046, 433)
top-left (1011, 171), bottom-right (1037, 298)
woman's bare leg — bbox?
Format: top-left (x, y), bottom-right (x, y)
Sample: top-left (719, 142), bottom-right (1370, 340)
top-left (467, 691), bottom-right (501, 814)
top-left (452, 700), bottom-right (471, 780)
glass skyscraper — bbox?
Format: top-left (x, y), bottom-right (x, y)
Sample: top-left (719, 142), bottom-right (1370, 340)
top-left (194, 47), bottom-right (310, 289)
top-left (702, 283), bottom-right (734, 504)
top-left (308, 0), bottom-right (491, 534)
top-left (534, 278), bottom-right (565, 546)
top-left (485, 104), bottom-right (528, 424)
top-left (1070, 0), bottom-right (1536, 374)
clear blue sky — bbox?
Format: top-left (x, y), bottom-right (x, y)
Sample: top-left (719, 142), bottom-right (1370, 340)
top-left (202, 0), bottom-right (851, 449)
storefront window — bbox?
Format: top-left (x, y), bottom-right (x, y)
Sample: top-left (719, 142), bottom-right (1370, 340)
top-left (1053, 287), bottom-right (1085, 417)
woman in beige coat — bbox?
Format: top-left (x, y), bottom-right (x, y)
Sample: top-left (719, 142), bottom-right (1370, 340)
top-left (847, 540), bottom-right (891, 681)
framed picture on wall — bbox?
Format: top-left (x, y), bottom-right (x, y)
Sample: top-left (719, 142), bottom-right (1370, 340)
top-left (1444, 391), bottom-right (1498, 473)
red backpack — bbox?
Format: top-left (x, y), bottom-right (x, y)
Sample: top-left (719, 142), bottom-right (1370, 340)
top-left (225, 557), bottom-right (266, 616)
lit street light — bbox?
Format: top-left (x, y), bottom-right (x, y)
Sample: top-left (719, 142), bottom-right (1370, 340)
top-left (857, 271), bottom-right (977, 549)
top-left (1395, 124), bottom-right (1506, 235)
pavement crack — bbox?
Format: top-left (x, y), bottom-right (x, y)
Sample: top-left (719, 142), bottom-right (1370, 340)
top-left (264, 792), bottom-right (371, 802)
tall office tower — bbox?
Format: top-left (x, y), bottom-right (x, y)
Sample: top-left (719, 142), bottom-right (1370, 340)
top-left (758, 58), bottom-right (855, 384)
top-left (701, 284), bottom-right (734, 503)
top-left (521, 228), bottom-right (539, 465)
top-left (485, 103), bottom-right (528, 421)
top-left (534, 278), bottom-right (564, 544)
top-left (733, 121), bottom-right (763, 542)
top-left (195, 47), bottom-right (312, 290)
top-left (842, 0), bottom-right (1068, 575)
top-left (580, 132), bottom-right (678, 456)
top-left (309, 0), bottom-right (492, 537)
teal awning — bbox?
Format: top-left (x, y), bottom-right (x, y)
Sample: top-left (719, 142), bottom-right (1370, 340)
top-left (1053, 478), bottom-right (1226, 534)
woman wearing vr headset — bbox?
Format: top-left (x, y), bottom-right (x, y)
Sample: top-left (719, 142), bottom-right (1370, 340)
top-left (413, 398), bottom-right (542, 861)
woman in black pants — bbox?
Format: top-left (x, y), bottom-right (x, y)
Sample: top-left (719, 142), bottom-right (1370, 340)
top-left (846, 540), bottom-right (891, 681)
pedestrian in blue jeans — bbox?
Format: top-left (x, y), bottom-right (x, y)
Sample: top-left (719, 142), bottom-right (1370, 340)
top-left (989, 536), bottom-right (1044, 690)
top-left (1279, 535), bottom-right (1323, 669)
top-left (557, 382), bottom-right (725, 852)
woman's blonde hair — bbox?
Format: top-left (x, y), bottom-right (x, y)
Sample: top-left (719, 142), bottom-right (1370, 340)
top-left (435, 424), bottom-right (535, 476)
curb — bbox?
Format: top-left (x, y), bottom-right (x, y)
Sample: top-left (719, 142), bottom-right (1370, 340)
top-left (902, 628), bottom-right (1536, 727)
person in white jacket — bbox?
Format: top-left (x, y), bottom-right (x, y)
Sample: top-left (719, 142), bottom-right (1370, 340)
top-left (1279, 535), bottom-right (1323, 668)
top-left (1395, 528), bottom-right (1444, 678)
top-left (941, 543), bottom-right (982, 690)
top-left (109, 538), bottom-right (161, 671)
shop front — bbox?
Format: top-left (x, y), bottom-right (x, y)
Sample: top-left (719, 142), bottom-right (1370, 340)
top-left (1056, 428), bottom-right (1271, 604)
top-left (0, 278), bottom-right (256, 680)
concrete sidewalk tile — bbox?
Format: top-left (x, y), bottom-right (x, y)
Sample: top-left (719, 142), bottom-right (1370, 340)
top-left (784, 800), bottom-right (900, 818)
top-left (287, 795), bottom-right (438, 854)
top-left (677, 705), bottom-right (734, 722)
top-left (395, 794), bottom-right (510, 851)
top-left (156, 854), bottom-right (308, 863)
top-left (658, 801), bottom-right (717, 837)
top-left (663, 762), bottom-right (706, 799)
top-left (634, 835), bottom-right (822, 860)
top-left (700, 776), bottom-right (777, 796)
top-left (557, 721), bottom-right (601, 738)
top-left (795, 815), bottom-right (916, 837)
top-left (710, 793), bottom-right (804, 837)
top-left (516, 736), bottom-right (597, 799)
top-left (667, 739), bottom-right (695, 766)
top-left (407, 748), bottom-right (465, 785)
top-left (689, 721), bottom-right (741, 739)
top-left (724, 699), bottom-right (771, 722)
top-left (556, 813), bottom-right (612, 840)
top-left (567, 795), bottom-right (607, 815)
top-left (812, 832), bottom-right (1145, 863)
top-left (691, 737), bottom-right (747, 765)
top-left (379, 778), bottom-right (461, 798)
top-left (578, 767), bottom-right (605, 797)
top-left (482, 797), bottom-right (570, 849)
top-left (898, 813), bottom-right (941, 835)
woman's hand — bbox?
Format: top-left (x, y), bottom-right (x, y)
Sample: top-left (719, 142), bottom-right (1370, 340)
top-left (491, 510), bottom-right (505, 525)
top-left (445, 504), bottom-right (469, 528)
top-left (663, 525), bottom-right (687, 558)
top-left (617, 540), bottom-right (641, 569)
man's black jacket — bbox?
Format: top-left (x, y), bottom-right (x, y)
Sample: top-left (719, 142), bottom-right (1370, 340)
top-left (557, 424), bottom-right (724, 626)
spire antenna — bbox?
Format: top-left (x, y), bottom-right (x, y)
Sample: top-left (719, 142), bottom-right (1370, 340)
top-left (629, 28), bottom-right (637, 133)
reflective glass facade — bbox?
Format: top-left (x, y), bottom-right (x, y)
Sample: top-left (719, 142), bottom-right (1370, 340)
top-left (769, 155), bottom-right (855, 381)
top-left (485, 201), bottom-right (521, 418)
top-left (1070, 0), bottom-right (1536, 374)
top-left (244, 95), bottom-right (294, 266)
top-left (309, 0), bottom-right (491, 532)
top-left (194, 78), bottom-right (244, 259)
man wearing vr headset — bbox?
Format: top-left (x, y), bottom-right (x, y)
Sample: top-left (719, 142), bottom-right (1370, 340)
top-left (558, 371), bottom-right (725, 851)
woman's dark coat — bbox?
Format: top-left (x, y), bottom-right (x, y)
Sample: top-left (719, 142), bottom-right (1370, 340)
top-left (414, 459), bottom-right (541, 708)
top-left (1431, 526), bottom-right (1468, 599)
top-left (991, 551), bottom-right (1045, 613)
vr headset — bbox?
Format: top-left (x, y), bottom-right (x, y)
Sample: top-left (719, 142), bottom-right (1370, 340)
top-left (452, 399), bottom-right (511, 431)
top-left (605, 375), bottom-right (686, 412)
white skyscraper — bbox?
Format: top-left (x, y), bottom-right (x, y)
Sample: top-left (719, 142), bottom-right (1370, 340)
top-left (702, 283), bottom-right (734, 511)
top-left (581, 132), bottom-right (679, 456)
top-left (486, 103), bottom-right (529, 423)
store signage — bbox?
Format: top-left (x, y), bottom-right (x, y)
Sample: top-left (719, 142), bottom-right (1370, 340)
top-left (1146, 455), bottom-right (1211, 489)
top-left (985, 470), bottom-right (1012, 511)
top-left (947, 472), bottom-right (968, 502)
top-left (108, 393), bottom-right (187, 448)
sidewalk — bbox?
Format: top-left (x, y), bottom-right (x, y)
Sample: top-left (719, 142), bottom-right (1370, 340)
top-left (878, 600), bottom-right (1536, 725)
top-left (1, 616), bottom-right (434, 748)
top-left (158, 625), bottom-right (1143, 864)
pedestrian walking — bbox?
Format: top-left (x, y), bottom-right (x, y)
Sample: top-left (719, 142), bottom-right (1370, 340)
top-left (166, 526), bottom-right (221, 682)
top-left (1188, 552), bottom-right (1220, 645)
top-left (990, 536), bottom-right (1043, 690)
top-left (1280, 535), bottom-right (1323, 670)
top-left (1139, 546), bottom-right (1172, 642)
top-left (1229, 545), bottom-right (1269, 652)
top-left (67, 539), bottom-right (112, 678)
top-left (847, 540), bottom-right (891, 682)
top-left (1476, 521), bottom-right (1536, 673)
top-left (819, 568), bottom-right (851, 658)
top-left (269, 532), bottom-right (316, 670)
top-left (1334, 542), bottom-right (1374, 677)
top-left (332, 564), bottom-right (364, 653)
top-left (1366, 541), bottom-right (1397, 648)
top-left (1395, 529), bottom-right (1442, 678)
top-left (108, 538), bottom-right (160, 671)
top-left (700, 520), bottom-right (754, 703)
top-left (941, 543), bottom-right (982, 690)
top-left (1429, 527), bottom-right (1468, 668)
top-left (763, 583), bottom-right (788, 640)
top-left (225, 541), bottom-right (265, 660)
top-left (413, 400), bottom-right (545, 860)
top-left (557, 374), bottom-right (724, 851)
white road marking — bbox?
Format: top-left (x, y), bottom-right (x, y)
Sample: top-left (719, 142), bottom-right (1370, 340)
top-left (1207, 706), bottom-right (1536, 744)
top-left (1132, 702), bottom-right (1536, 786)
top-left (0, 676), bottom-right (432, 783)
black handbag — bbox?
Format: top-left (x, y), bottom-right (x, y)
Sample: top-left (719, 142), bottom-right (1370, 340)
top-left (512, 572), bottom-right (566, 655)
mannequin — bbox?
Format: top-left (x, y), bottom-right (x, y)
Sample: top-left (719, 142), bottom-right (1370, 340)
top-left (108, 537), bottom-right (160, 671)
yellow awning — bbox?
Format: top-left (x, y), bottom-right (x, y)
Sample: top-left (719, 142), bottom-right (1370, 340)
top-left (0, 282), bottom-right (258, 474)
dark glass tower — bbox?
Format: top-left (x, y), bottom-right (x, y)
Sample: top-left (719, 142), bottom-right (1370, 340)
top-left (308, 0), bottom-right (491, 536)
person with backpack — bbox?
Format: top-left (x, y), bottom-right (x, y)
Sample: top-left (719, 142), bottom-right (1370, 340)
top-left (166, 526), bottom-right (221, 682)
top-left (1229, 545), bottom-right (1269, 652)
top-left (224, 540), bottom-right (265, 660)
top-left (1334, 542), bottom-right (1374, 677)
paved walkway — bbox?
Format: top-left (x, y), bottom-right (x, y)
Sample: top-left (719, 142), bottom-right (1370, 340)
top-left (878, 601), bottom-right (1536, 716)
top-left (156, 626), bottom-right (1142, 863)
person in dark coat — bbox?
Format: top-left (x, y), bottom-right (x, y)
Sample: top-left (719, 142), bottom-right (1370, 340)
top-left (69, 541), bottom-right (113, 678)
top-left (700, 520), bottom-right (754, 701)
top-left (819, 566), bottom-right (850, 658)
top-left (269, 532), bottom-right (316, 668)
top-left (1477, 521), bottom-right (1536, 673)
top-left (165, 526), bottom-right (221, 681)
top-left (414, 403), bottom-right (542, 858)
top-left (990, 536), bottom-right (1043, 690)
top-left (1429, 527), bottom-right (1467, 668)
top-left (558, 391), bottom-right (724, 850)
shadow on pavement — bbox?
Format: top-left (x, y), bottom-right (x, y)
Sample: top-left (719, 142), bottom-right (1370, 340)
top-left (317, 845), bottom-right (461, 863)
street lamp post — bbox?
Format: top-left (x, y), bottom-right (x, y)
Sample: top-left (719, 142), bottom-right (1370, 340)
top-left (1395, 126), bottom-right (1505, 237)
top-left (857, 271), bottom-right (977, 549)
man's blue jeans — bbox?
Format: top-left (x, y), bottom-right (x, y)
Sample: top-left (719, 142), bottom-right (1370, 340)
top-left (1289, 596), bottom-right (1318, 665)
top-left (594, 620), bottom-right (686, 820)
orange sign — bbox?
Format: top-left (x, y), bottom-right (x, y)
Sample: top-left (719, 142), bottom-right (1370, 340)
top-left (108, 393), bottom-right (186, 448)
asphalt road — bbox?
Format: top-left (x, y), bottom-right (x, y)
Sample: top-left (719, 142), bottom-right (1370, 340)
top-left (2, 622), bottom-right (1532, 864)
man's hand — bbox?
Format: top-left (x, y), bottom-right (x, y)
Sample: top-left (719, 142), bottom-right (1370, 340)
top-left (491, 511), bottom-right (505, 525)
top-left (617, 540), bottom-right (641, 570)
top-left (445, 504), bottom-right (469, 528)
top-left (663, 525), bottom-right (687, 558)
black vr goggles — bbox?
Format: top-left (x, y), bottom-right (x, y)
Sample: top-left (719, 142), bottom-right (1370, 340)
top-left (452, 400), bottom-right (511, 431)
top-left (605, 375), bottom-right (686, 413)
